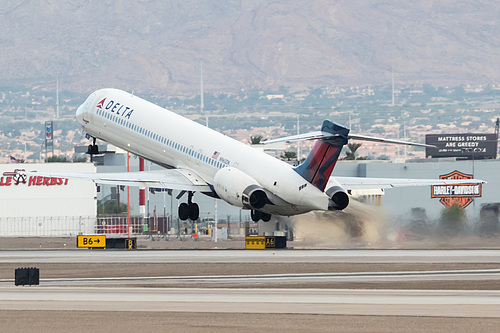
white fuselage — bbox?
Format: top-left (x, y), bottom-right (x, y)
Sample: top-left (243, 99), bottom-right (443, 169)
top-left (76, 88), bottom-right (330, 216)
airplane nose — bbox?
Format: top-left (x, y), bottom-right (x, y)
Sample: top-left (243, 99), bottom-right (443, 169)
top-left (76, 93), bottom-right (94, 125)
top-left (76, 103), bottom-right (86, 125)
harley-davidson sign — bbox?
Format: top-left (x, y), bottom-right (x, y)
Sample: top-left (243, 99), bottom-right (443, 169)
top-left (431, 170), bottom-right (482, 208)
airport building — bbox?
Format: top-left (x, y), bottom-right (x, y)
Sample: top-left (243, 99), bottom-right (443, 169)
top-left (0, 163), bottom-right (96, 236)
top-left (334, 158), bottom-right (496, 220)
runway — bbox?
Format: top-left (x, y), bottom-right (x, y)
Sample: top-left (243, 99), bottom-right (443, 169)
top-left (0, 287), bottom-right (499, 318)
top-left (2, 249), bottom-right (500, 288)
top-left (2, 269), bottom-right (499, 287)
top-left (1, 248), bottom-right (500, 263)
top-left (1, 248), bottom-right (499, 331)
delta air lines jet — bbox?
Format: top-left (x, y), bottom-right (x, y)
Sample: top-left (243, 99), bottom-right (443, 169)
top-left (21, 88), bottom-right (484, 222)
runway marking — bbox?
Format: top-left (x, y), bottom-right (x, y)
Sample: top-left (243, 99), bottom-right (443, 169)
top-left (1, 249), bottom-right (500, 264)
top-left (1, 287), bottom-right (500, 317)
top-left (2, 269), bottom-right (500, 285)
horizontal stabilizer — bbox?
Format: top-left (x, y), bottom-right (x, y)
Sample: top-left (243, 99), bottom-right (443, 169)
top-left (348, 134), bottom-right (434, 148)
top-left (263, 131), bottom-right (331, 144)
top-left (264, 129), bottom-right (435, 148)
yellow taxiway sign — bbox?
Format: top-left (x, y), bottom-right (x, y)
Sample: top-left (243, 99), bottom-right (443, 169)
top-left (77, 235), bottom-right (106, 248)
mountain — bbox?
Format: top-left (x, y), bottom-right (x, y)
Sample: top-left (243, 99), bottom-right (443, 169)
top-left (1, 0), bottom-right (499, 94)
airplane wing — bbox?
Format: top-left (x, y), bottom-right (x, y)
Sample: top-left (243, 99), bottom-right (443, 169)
top-left (263, 131), bottom-right (434, 148)
top-left (334, 176), bottom-right (486, 191)
top-left (16, 169), bottom-right (211, 191)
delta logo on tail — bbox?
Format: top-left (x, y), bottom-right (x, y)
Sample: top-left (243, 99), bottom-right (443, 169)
top-left (96, 97), bottom-right (134, 119)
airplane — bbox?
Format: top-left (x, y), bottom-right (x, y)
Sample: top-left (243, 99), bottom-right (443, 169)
top-left (19, 88), bottom-right (485, 222)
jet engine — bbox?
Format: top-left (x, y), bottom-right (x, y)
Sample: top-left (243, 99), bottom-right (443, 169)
top-left (213, 167), bottom-right (268, 209)
top-left (326, 182), bottom-right (349, 210)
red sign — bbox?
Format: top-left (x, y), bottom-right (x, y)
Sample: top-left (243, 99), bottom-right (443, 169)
top-left (1, 170), bottom-right (68, 187)
top-left (431, 170), bottom-right (482, 208)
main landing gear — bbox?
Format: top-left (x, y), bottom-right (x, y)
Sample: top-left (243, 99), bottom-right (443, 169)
top-left (251, 209), bottom-right (271, 222)
top-left (178, 191), bottom-right (199, 221)
top-left (87, 137), bottom-right (99, 154)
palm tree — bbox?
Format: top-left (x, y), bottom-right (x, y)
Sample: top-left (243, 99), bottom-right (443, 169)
top-left (281, 151), bottom-right (297, 161)
top-left (249, 135), bottom-right (263, 144)
top-left (439, 202), bottom-right (466, 236)
top-left (342, 142), bottom-right (368, 160)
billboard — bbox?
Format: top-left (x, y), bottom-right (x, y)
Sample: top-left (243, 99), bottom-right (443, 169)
top-left (45, 121), bottom-right (53, 151)
top-left (425, 133), bottom-right (497, 159)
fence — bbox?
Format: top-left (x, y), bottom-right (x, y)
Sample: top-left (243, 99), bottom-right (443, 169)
top-left (0, 214), bottom-right (256, 237)
top-left (96, 216), bottom-right (145, 235)
top-left (0, 216), bottom-right (147, 237)
top-left (0, 216), bottom-right (95, 237)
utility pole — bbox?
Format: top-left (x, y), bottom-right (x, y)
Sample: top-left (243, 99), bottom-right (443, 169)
top-left (201, 61), bottom-right (207, 127)
top-left (495, 118), bottom-right (499, 159)
top-left (56, 76), bottom-right (60, 119)
top-left (403, 121), bottom-right (407, 161)
top-left (127, 152), bottom-right (130, 237)
top-left (297, 115), bottom-right (300, 161)
top-left (391, 66), bottom-right (395, 106)
top-left (214, 199), bottom-right (218, 242)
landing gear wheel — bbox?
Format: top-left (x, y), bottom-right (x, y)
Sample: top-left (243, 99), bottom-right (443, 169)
top-left (87, 137), bottom-right (99, 154)
top-left (87, 144), bottom-right (99, 154)
top-left (179, 203), bottom-right (189, 221)
top-left (188, 203), bottom-right (199, 221)
top-left (251, 210), bottom-right (261, 222)
top-left (261, 213), bottom-right (271, 222)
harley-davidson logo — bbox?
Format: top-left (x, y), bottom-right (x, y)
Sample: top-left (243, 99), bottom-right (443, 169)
top-left (431, 170), bottom-right (482, 208)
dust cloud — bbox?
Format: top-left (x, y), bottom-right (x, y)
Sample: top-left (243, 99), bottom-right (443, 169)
top-left (291, 199), bottom-right (500, 249)
top-left (292, 199), bottom-right (389, 248)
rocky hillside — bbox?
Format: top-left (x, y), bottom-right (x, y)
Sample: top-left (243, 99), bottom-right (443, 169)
top-left (1, 0), bottom-right (499, 94)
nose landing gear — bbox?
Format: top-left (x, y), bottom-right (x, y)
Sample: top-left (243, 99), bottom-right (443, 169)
top-left (87, 137), bottom-right (99, 154)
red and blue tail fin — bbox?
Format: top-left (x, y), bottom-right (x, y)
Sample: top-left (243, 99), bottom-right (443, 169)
top-left (294, 120), bottom-right (349, 191)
